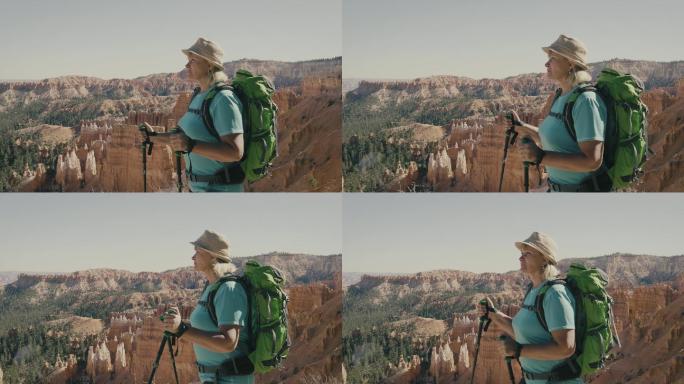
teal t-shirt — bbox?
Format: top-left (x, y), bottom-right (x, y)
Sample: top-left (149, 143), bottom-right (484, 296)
top-left (512, 282), bottom-right (583, 384)
top-left (190, 281), bottom-right (254, 384)
top-left (178, 88), bottom-right (244, 192)
top-left (538, 86), bottom-right (606, 186)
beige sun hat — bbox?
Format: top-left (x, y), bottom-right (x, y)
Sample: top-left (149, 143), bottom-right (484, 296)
top-left (515, 231), bottom-right (559, 265)
top-left (191, 230), bottom-right (231, 263)
top-left (542, 34), bottom-right (589, 70)
top-left (182, 37), bottom-right (225, 70)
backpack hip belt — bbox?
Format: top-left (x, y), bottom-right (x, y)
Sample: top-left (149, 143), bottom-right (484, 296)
top-left (548, 180), bottom-right (596, 192)
top-left (189, 164), bottom-right (245, 185)
top-left (521, 359), bottom-right (581, 382)
top-left (196, 355), bottom-right (254, 377)
top-left (548, 172), bottom-right (611, 193)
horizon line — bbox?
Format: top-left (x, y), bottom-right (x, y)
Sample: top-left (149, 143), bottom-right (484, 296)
top-left (343, 58), bottom-right (684, 83)
top-left (0, 252), bottom-right (342, 274)
top-left (0, 56), bottom-right (343, 82)
top-left (345, 253), bottom-right (682, 276)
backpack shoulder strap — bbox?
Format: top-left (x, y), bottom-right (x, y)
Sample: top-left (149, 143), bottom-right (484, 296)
top-left (200, 82), bottom-right (233, 141)
top-left (205, 274), bottom-right (241, 327)
top-left (562, 83), bottom-right (597, 142)
top-left (533, 279), bottom-right (566, 332)
top-left (189, 86), bottom-right (202, 104)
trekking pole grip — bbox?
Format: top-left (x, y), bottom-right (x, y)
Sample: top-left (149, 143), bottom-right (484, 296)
top-left (479, 299), bottom-right (493, 331)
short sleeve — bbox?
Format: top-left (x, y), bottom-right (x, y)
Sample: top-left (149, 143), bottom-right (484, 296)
top-left (209, 91), bottom-right (244, 137)
top-left (543, 285), bottom-right (575, 332)
top-left (572, 92), bottom-right (605, 143)
top-left (213, 281), bottom-right (248, 327)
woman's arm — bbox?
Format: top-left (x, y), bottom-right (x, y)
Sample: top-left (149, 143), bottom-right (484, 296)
top-left (507, 329), bottom-right (576, 360)
top-left (143, 122), bottom-right (244, 162)
top-left (181, 324), bottom-right (240, 353)
top-left (162, 307), bottom-right (240, 353)
top-left (491, 311), bottom-right (515, 338)
top-left (530, 140), bottom-right (603, 171)
top-left (178, 133), bottom-right (244, 162)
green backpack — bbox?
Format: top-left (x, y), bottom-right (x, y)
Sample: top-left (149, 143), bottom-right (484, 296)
top-left (203, 260), bottom-right (290, 374)
top-left (194, 69), bottom-right (279, 183)
top-left (553, 68), bottom-right (649, 191)
top-left (525, 263), bottom-right (620, 378)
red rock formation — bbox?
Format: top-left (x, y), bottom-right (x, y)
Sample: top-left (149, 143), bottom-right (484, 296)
top-left (259, 283), bottom-right (343, 383)
top-left (640, 80), bottom-right (684, 191)
top-left (591, 285), bottom-right (682, 384)
top-left (429, 341), bottom-right (457, 383)
top-left (249, 74), bottom-right (343, 192)
top-left (3, 58), bottom-right (341, 192)
top-left (386, 355), bottom-right (422, 384)
top-left (427, 148), bottom-right (454, 189)
top-left (44, 354), bottom-right (78, 384)
top-left (350, 69), bottom-right (683, 191)
top-left (97, 124), bottom-right (177, 192)
top-left (17, 163), bottom-right (47, 192)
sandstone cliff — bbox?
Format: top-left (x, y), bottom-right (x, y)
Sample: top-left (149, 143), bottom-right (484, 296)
top-left (347, 254), bottom-right (683, 384)
top-left (3, 253), bottom-right (342, 383)
top-left (7, 58), bottom-right (342, 192)
top-left (344, 60), bottom-right (684, 192)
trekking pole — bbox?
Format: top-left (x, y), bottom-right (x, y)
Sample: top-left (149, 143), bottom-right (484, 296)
top-left (140, 139), bottom-right (148, 193)
top-left (147, 331), bottom-right (180, 384)
top-left (471, 299), bottom-right (493, 384)
top-left (138, 124), bottom-right (156, 192)
top-left (520, 137), bottom-right (537, 193)
top-left (498, 114), bottom-right (521, 192)
top-left (175, 152), bottom-right (183, 192)
top-left (498, 336), bottom-right (517, 384)
top-left (505, 356), bottom-right (516, 384)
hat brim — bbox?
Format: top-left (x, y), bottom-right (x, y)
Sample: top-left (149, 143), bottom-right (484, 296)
top-left (191, 242), bottom-right (231, 263)
top-left (181, 50), bottom-right (224, 70)
top-left (542, 47), bottom-right (589, 70)
top-left (515, 241), bottom-right (557, 265)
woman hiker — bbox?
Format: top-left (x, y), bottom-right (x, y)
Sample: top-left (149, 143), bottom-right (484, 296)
top-left (478, 232), bottom-right (581, 384)
top-left (162, 230), bottom-right (254, 383)
top-left (145, 37), bottom-right (245, 192)
top-left (510, 34), bottom-right (608, 192)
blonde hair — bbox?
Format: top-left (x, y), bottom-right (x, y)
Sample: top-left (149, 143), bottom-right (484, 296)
top-left (542, 263), bottom-right (561, 281)
top-left (568, 66), bottom-right (592, 86)
top-left (208, 67), bottom-right (229, 85)
top-left (212, 261), bottom-right (237, 276)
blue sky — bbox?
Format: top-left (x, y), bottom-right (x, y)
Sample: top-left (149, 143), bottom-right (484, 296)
top-left (344, 0), bottom-right (684, 79)
top-left (344, 194), bottom-right (684, 273)
top-left (0, 0), bottom-right (342, 80)
top-left (0, 194), bottom-right (342, 272)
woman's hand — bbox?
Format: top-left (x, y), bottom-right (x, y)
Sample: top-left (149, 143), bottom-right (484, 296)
top-left (477, 297), bottom-right (496, 318)
top-left (508, 111), bottom-right (541, 145)
top-left (520, 139), bottom-right (544, 164)
top-left (168, 131), bottom-right (191, 153)
top-left (502, 336), bottom-right (518, 357)
top-left (162, 306), bottom-right (182, 333)
top-left (508, 111), bottom-right (524, 127)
